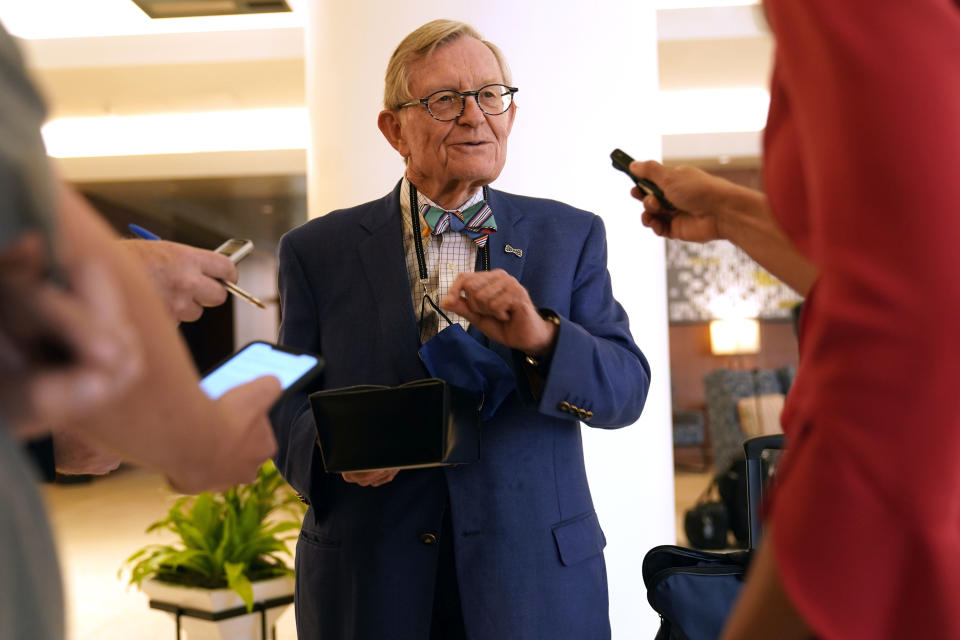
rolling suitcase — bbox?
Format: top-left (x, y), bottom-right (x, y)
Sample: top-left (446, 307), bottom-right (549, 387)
top-left (643, 434), bottom-right (785, 640)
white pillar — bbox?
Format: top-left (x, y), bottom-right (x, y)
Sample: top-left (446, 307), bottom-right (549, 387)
top-left (305, 3), bottom-right (673, 637)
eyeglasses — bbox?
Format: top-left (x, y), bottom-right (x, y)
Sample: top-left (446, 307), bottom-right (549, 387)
top-left (397, 84), bottom-right (519, 122)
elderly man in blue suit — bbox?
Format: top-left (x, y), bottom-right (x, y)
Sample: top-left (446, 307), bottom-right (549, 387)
top-left (272, 19), bottom-right (651, 640)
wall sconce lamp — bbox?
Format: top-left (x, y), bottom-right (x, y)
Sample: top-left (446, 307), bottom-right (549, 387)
top-left (709, 317), bottom-right (761, 356)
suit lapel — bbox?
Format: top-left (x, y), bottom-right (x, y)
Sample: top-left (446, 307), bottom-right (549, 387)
top-left (467, 189), bottom-right (529, 352)
top-left (357, 183), bottom-right (428, 381)
top-left (485, 189), bottom-right (528, 284)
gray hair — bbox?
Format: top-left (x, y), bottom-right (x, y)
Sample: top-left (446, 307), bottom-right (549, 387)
top-left (383, 19), bottom-right (512, 109)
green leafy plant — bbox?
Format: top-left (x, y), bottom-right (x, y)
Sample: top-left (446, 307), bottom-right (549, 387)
top-left (120, 461), bottom-right (305, 612)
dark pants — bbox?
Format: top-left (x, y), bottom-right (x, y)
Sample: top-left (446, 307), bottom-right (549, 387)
top-left (430, 501), bottom-right (467, 640)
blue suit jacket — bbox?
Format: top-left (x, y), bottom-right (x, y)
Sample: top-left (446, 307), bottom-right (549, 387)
top-left (272, 182), bottom-right (651, 640)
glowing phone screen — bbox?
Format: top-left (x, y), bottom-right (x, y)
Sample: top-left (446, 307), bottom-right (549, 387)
top-left (200, 342), bottom-right (319, 399)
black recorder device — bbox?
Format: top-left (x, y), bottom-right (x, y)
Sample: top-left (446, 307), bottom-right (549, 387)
top-left (610, 148), bottom-right (676, 212)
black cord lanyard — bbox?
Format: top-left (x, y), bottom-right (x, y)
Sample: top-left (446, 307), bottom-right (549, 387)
top-left (408, 181), bottom-right (490, 283)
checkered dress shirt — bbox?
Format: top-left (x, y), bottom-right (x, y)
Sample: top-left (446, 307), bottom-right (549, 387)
top-left (400, 176), bottom-right (482, 343)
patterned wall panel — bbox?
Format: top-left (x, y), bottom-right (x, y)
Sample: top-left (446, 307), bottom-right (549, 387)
top-left (666, 239), bottom-right (802, 322)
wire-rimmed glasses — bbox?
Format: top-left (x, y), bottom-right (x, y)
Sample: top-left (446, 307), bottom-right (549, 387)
top-left (397, 84), bottom-right (518, 122)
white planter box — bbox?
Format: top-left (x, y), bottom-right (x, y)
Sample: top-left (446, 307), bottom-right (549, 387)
top-left (142, 575), bottom-right (294, 640)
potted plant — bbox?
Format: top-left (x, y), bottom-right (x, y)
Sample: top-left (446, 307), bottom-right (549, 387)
top-left (120, 461), bottom-right (304, 640)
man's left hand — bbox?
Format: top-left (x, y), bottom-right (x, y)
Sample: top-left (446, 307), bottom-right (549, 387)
top-left (441, 269), bottom-right (557, 356)
top-left (342, 468), bottom-right (400, 487)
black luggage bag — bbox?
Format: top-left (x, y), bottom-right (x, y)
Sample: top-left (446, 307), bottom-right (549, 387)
top-left (643, 434), bottom-right (785, 640)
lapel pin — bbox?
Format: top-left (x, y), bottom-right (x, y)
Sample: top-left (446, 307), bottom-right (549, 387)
top-left (504, 244), bottom-right (523, 258)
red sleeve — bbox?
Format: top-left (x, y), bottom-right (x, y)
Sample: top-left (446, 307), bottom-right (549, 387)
top-left (762, 1), bottom-right (960, 637)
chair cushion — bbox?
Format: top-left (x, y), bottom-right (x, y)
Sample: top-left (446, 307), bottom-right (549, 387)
top-left (736, 393), bottom-right (785, 436)
top-left (703, 369), bottom-right (786, 474)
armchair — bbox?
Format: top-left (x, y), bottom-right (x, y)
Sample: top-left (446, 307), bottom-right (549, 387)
top-left (703, 366), bottom-right (794, 475)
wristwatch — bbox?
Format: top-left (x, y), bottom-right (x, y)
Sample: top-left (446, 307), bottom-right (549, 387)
top-left (524, 308), bottom-right (560, 370)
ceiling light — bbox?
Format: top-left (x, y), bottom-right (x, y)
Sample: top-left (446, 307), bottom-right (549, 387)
top-left (41, 108), bottom-right (308, 157)
top-left (0, 0), bottom-right (304, 39)
top-left (130, 0), bottom-right (290, 19)
top-left (655, 0), bottom-right (758, 7)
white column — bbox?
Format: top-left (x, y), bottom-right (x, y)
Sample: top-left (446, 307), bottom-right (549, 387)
top-left (305, 3), bottom-right (673, 637)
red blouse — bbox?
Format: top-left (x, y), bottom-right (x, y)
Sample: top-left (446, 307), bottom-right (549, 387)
top-left (763, 1), bottom-right (960, 637)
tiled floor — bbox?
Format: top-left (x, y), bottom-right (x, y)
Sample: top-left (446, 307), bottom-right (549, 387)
top-left (44, 465), bottom-right (712, 639)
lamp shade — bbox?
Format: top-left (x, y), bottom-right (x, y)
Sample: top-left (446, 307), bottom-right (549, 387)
top-left (709, 318), bottom-right (760, 355)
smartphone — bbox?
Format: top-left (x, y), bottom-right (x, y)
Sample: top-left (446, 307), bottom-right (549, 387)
top-left (214, 238), bottom-right (255, 264)
top-left (610, 148), bottom-right (676, 212)
top-left (200, 341), bottom-right (324, 401)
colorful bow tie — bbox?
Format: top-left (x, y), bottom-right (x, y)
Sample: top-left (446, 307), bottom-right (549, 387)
top-left (420, 200), bottom-right (497, 247)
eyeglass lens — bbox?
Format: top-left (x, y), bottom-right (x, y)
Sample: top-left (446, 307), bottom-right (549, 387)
top-left (427, 84), bottom-right (514, 120)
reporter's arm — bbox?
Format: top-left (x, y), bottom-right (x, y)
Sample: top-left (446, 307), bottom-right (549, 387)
top-left (630, 161), bottom-right (817, 296)
top-left (55, 181), bottom-right (279, 493)
top-left (0, 245), bottom-right (141, 439)
top-left (721, 527), bottom-right (812, 640)
top-left (708, 185), bottom-right (815, 297)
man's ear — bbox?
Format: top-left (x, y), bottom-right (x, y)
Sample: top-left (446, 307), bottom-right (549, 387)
top-left (378, 110), bottom-right (409, 158)
top-left (504, 102), bottom-right (517, 136)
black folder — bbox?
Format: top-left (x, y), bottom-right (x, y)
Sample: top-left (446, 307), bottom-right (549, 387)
top-left (310, 378), bottom-right (481, 473)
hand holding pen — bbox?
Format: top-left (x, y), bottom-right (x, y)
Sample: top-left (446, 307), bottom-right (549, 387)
top-left (126, 224), bottom-right (266, 321)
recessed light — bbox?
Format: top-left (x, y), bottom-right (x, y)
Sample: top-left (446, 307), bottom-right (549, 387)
top-left (130, 0), bottom-right (291, 19)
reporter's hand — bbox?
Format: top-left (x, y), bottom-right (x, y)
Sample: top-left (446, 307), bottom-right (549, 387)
top-left (342, 469), bottom-right (400, 487)
top-left (628, 159), bottom-right (817, 296)
top-left (166, 375), bottom-right (281, 494)
top-left (440, 269), bottom-right (558, 357)
top-left (122, 239), bottom-right (238, 322)
top-left (627, 160), bottom-right (746, 243)
top-left (0, 238), bottom-right (142, 439)
top-left (53, 429), bottom-right (122, 475)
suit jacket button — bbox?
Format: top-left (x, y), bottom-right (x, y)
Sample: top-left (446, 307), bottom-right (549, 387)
top-left (559, 401), bottom-right (571, 413)
top-left (578, 408), bottom-right (588, 419)
top-left (585, 411), bottom-right (594, 420)
top-left (420, 533), bottom-right (438, 545)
